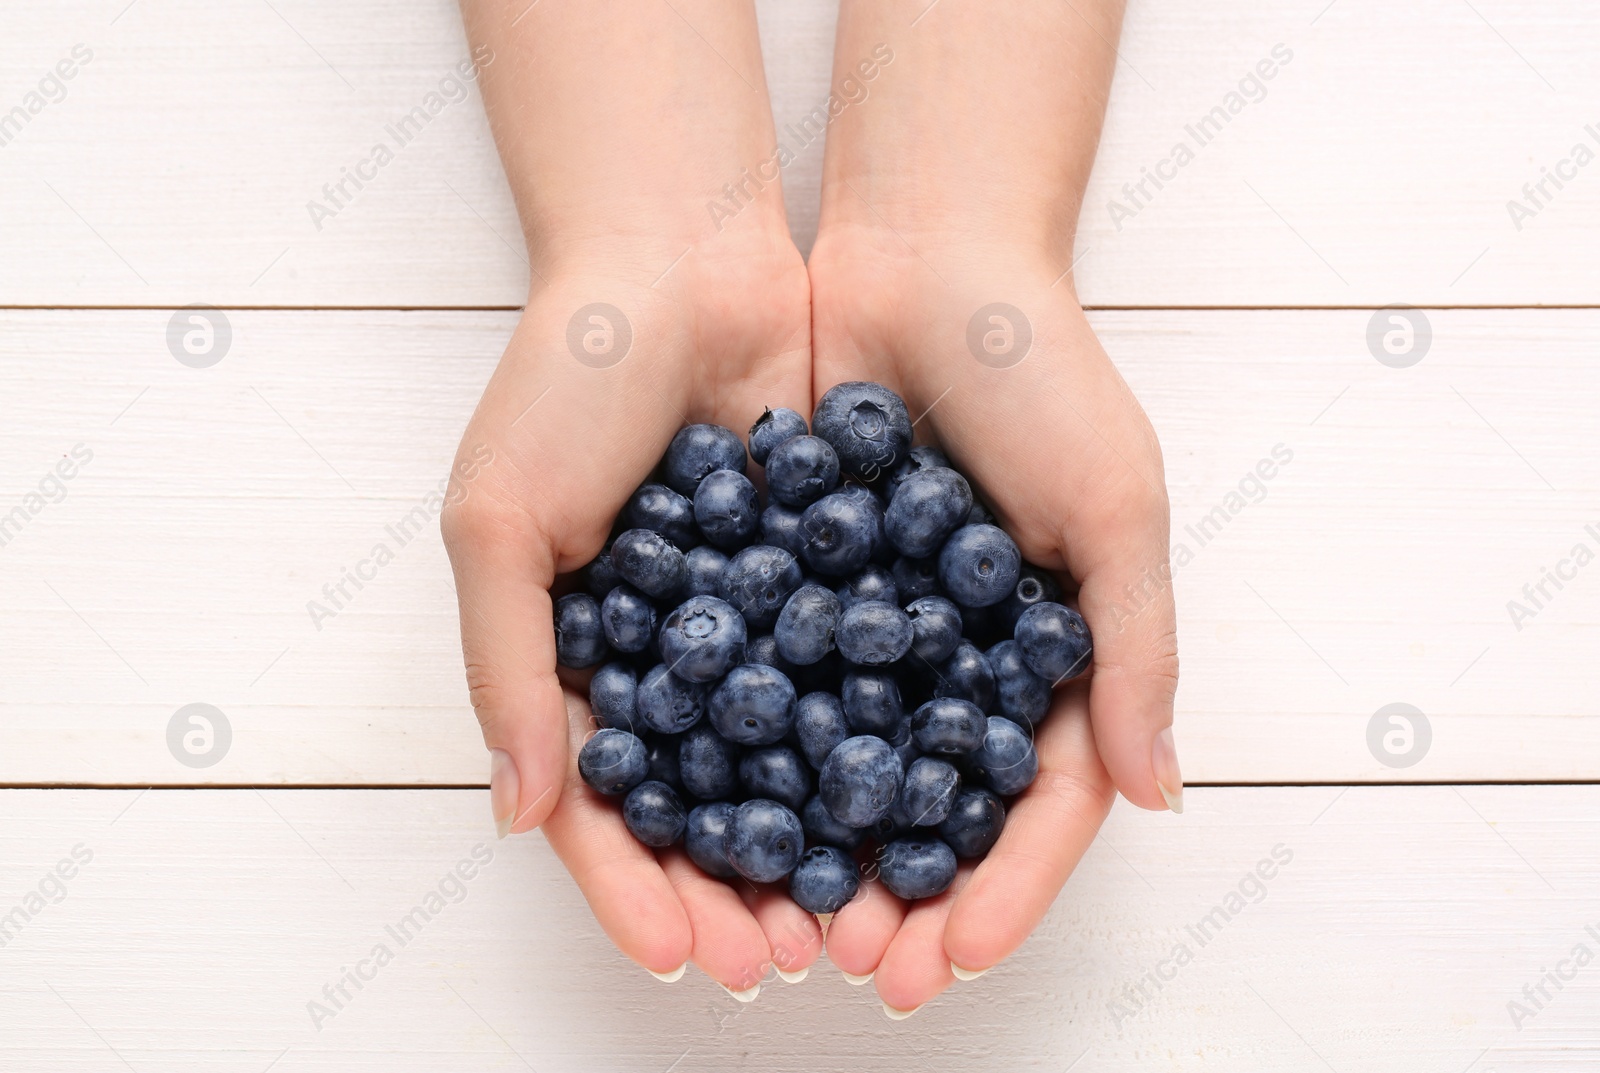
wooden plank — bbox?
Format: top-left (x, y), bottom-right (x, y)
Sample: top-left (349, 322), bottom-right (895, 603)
top-left (0, 786), bottom-right (1594, 1069)
top-left (0, 308), bottom-right (1595, 785)
top-left (0, 1), bottom-right (1596, 306)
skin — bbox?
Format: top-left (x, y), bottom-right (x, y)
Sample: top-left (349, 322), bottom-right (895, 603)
top-left (445, 0), bottom-right (1178, 1011)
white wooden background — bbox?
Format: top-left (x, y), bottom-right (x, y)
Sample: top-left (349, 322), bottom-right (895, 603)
top-left (2, 0), bottom-right (1598, 1067)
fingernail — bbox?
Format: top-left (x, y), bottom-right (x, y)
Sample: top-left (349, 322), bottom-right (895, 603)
top-left (1152, 726), bottom-right (1183, 814)
top-left (776, 966), bottom-right (809, 984)
top-left (840, 969), bottom-right (873, 986)
top-left (723, 982), bottom-right (761, 1003)
top-left (489, 748), bottom-right (518, 838)
top-left (882, 1002), bottom-right (922, 1020)
top-left (648, 963), bottom-right (686, 983)
top-left (950, 961), bottom-right (989, 981)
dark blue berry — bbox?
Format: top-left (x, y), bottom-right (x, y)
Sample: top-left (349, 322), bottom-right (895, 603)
top-left (635, 664), bottom-right (708, 734)
top-left (840, 671), bottom-right (904, 736)
top-left (932, 640), bottom-right (996, 711)
top-left (685, 802), bottom-right (738, 877)
top-left (739, 746), bottom-right (811, 811)
top-left (811, 381), bottom-right (913, 482)
top-left (759, 503), bottom-right (809, 558)
top-left (645, 733), bottom-right (683, 791)
top-left (900, 757), bottom-right (960, 827)
top-left (679, 722), bottom-right (740, 799)
top-left (988, 639), bottom-right (1052, 726)
top-left (788, 845), bottom-right (860, 913)
top-left (578, 728), bottom-right (649, 796)
top-left (600, 585), bottom-right (657, 653)
top-left (743, 632), bottom-right (790, 671)
top-left (708, 663), bottom-right (797, 745)
top-left (727, 799), bottom-right (804, 883)
top-left (797, 492), bottom-right (878, 577)
top-left (910, 697), bottom-right (987, 755)
top-left (658, 596), bottom-right (747, 683)
top-left (585, 544), bottom-right (620, 598)
top-left (1015, 601), bottom-right (1094, 684)
top-left (554, 593), bottom-right (607, 668)
top-left (693, 469), bottom-right (760, 550)
top-left (717, 545), bottom-right (804, 630)
top-left (818, 735), bottom-right (903, 827)
top-left (891, 555), bottom-right (940, 602)
top-left (937, 523), bottom-right (1021, 608)
top-left (835, 565), bottom-right (897, 608)
top-left (623, 780), bottom-right (686, 846)
top-left (682, 545), bottom-right (729, 598)
top-left (748, 406), bottom-right (809, 465)
top-left (774, 583), bottom-right (842, 666)
top-left (835, 600), bottom-right (913, 665)
top-left (999, 566), bottom-right (1063, 631)
top-left (905, 595), bottom-right (963, 664)
top-left (870, 798), bottom-right (916, 844)
top-left (886, 444), bottom-right (952, 495)
top-left (766, 435), bottom-right (841, 509)
top-left (623, 483), bottom-right (698, 549)
top-left (878, 838), bottom-right (957, 899)
top-left (885, 467), bottom-right (973, 558)
top-left (969, 716), bottom-right (1038, 795)
top-left (801, 794), bottom-right (866, 851)
top-left (939, 788), bottom-right (1006, 858)
top-left (589, 661), bottom-right (638, 732)
top-left (610, 528), bottom-right (688, 601)
top-left (793, 692), bottom-right (849, 769)
top-left (664, 424), bottom-right (747, 496)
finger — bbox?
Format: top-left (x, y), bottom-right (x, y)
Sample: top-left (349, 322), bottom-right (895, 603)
top-left (660, 854), bottom-right (773, 996)
top-left (738, 886), bottom-right (824, 982)
top-left (539, 692), bottom-right (694, 975)
top-left (943, 684), bottom-right (1114, 975)
top-left (822, 871), bottom-right (907, 983)
top-left (872, 868), bottom-right (971, 1016)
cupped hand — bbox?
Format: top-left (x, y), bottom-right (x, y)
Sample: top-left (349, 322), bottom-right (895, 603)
top-left (441, 238), bottom-right (821, 992)
top-left (807, 231), bottom-right (1179, 1013)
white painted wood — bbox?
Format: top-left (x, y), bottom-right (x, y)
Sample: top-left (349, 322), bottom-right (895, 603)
top-left (1, 786), bottom-right (1594, 1069)
top-left (1, 308), bottom-right (1596, 785)
top-left (1, 0), bottom-right (1597, 306)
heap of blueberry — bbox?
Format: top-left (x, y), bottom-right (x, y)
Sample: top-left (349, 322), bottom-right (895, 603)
top-left (555, 382), bottom-right (1092, 913)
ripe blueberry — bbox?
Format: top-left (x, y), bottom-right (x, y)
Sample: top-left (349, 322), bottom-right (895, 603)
top-left (679, 722), bottom-right (740, 800)
top-left (739, 745), bottom-right (811, 811)
top-left (840, 670), bottom-right (904, 737)
top-left (623, 780), bottom-right (687, 847)
top-left (811, 381), bottom-right (913, 482)
top-left (789, 845), bottom-right (861, 914)
top-left (600, 584), bottom-right (657, 653)
top-left (818, 735), bottom-right (903, 827)
top-left (835, 564), bottom-right (897, 608)
top-left (938, 788), bottom-right (1006, 858)
top-left (937, 523), bottom-right (1021, 608)
top-left (885, 467), bottom-right (973, 558)
top-left (792, 691), bottom-right (850, 769)
top-left (987, 639), bottom-right (1052, 726)
top-left (899, 756), bottom-right (960, 827)
top-left (658, 596), bottom-right (747, 683)
top-left (717, 544), bottom-right (804, 630)
top-left (727, 799), bottom-right (804, 883)
top-left (663, 424), bottom-right (747, 496)
top-left (685, 801), bottom-right (738, 878)
top-left (905, 595), bottom-right (963, 664)
top-left (577, 728), bottom-right (649, 796)
top-left (610, 528), bottom-right (688, 601)
top-left (878, 837), bottom-right (958, 899)
top-left (1014, 601), bottom-right (1094, 684)
top-left (635, 663), bottom-right (709, 734)
top-left (589, 661), bottom-right (638, 732)
top-left (766, 434), bottom-right (841, 508)
top-left (554, 593), bottom-right (607, 668)
top-left (798, 493), bottom-right (878, 577)
top-left (834, 600), bottom-right (914, 665)
top-left (693, 468), bottom-right (760, 550)
top-left (622, 482), bottom-right (698, 549)
top-left (932, 639), bottom-right (996, 711)
top-left (748, 406), bottom-right (809, 465)
top-left (682, 545), bottom-right (729, 598)
top-left (708, 663), bottom-right (797, 745)
top-left (801, 794), bottom-right (866, 851)
top-left (773, 583), bottom-right (842, 666)
top-left (969, 716), bottom-right (1039, 796)
top-left (910, 697), bottom-right (987, 755)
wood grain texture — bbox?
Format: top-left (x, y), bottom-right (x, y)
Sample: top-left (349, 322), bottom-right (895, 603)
top-left (0, 0), bottom-right (1596, 306)
top-left (2, 308), bottom-right (1595, 785)
top-left (1, 786), bottom-right (1594, 1070)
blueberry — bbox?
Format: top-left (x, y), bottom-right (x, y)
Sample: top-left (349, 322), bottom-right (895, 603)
top-left (622, 483), bottom-right (698, 549)
top-left (932, 640), bottom-right (996, 711)
top-left (788, 845), bottom-right (861, 914)
top-left (759, 503), bottom-right (809, 559)
top-left (682, 545), bottom-right (729, 598)
top-left (801, 794), bottom-right (865, 851)
top-left (905, 595), bottom-right (963, 664)
top-left (966, 498), bottom-right (994, 526)
top-left (765, 435), bottom-right (841, 509)
top-left (622, 780), bottom-right (687, 847)
top-left (685, 802), bottom-right (738, 877)
top-left (589, 661), bottom-right (638, 732)
top-left (811, 382), bottom-right (913, 482)
top-left (664, 424), bottom-right (747, 496)
top-left (717, 545), bottom-right (804, 630)
top-left (693, 469), bottom-right (760, 550)
top-left (878, 838), bottom-right (958, 899)
top-left (885, 467), bottom-right (973, 558)
top-left (869, 799), bottom-right (916, 844)
top-left (987, 639), bottom-right (1052, 726)
top-left (936, 524), bottom-right (1021, 608)
top-left (818, 735), bottom-right (903, 827)
top-left (969, 716), bottom-right (1038, 795)
top-left (1015, 601), bottom-right (1094, 684)
top-left (743, 633), bottom-right (790, 671)
top-left (584, 544), bottom-right (621, 598)
top-left (554, 593), bottom-right (607, 668)
top-left (835, 600), bottom-right (914, 665)
top-left (748, 406), bottom-right (809, 465)
top-left (773, 583), bottom-right (842, 666)
top-left (939, 788), bottom-right (1006, 858)
top-left (726, 799), bottom-right (804, 883)
top-left (836, 565), bottom-right (897, 608)
top-left (739, 746), bottom-right (811, 811)
top-left (657, 595), bottom-right (747, 683)
top-left (886, 444), bottom-right (952, 495)
top-left (840, 671), bottom-right (904, 736)
top-left (635, 664), bottom-right (709, 734)
top-left (645, 733), bottom-right (683, 791)
top-left (910, 697), bottom-right (987, 755)
top-left (708, 663), bottom-right (797, 745)
top-left (793, 691), bottom-right (850, 769)
top-left (899, 756), bottom-right (960, 826)
top-left (891, 555), bottom-right (940, 603)
top-left (610, 528), bottom-right (688, 601)
top-left (600, 585), bottom-right (658, 653)
top-left (679, 722), bottom-right (740, 799)
top-left (999, 566), bottom-right (1063, 631)
top-left (577, 728), bottom-right (649, 796)
top-left (797, 492), bottom-right (878, 577)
